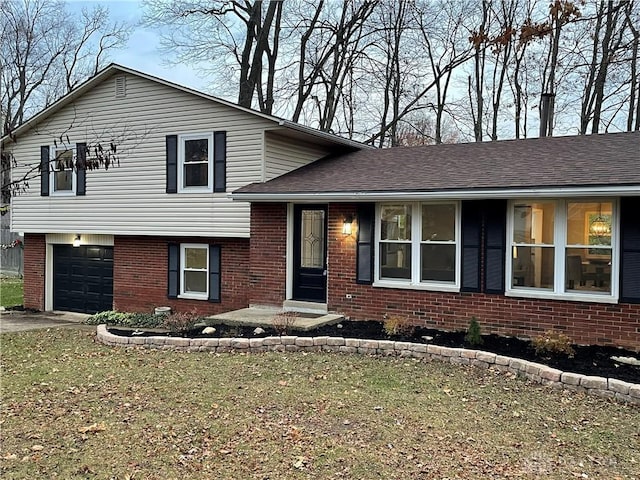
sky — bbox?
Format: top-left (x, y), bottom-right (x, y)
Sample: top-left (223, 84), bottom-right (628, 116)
top-left (67, 0), bottom-right (210, 93)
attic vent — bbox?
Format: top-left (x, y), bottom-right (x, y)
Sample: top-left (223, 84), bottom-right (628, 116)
top-left (115, 76), bottom-right (126, 98)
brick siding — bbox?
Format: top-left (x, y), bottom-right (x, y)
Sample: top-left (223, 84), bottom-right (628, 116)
top-left (249, 203), bottom-right (288, 306)
top-left (114, 236), bottom-right (249, 315)
top-left (248, 203), bottom-right (640, 351)
top-left (23, 233), bottom-right (46, 310)
top-left (21, 234), bottom-right (249, 316)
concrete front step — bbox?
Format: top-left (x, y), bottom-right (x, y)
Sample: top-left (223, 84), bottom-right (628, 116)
top-left (208, 307), bottom-right (343, 332)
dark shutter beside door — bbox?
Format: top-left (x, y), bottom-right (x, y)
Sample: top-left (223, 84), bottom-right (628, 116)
top-left (356, 203), bottom-right (375, 284)
top-left (166, 135), bottom-right (178, 193)
top-left (484, 199), bottom-right (507, 294)
top-left (40, 146), bottom-right (50, 196)
top-left (620, 196), bottom-right (640, 303)
top-left (167, 243), bottom-right (179, 298)
top-left (76, 142), bottom-right (86, 196)
top-left (213, 131), bottom-right (226, 193)
top-left (208, 245), bottom-right (221, 302)
top-left (461, 201), bottom-right (482, 292)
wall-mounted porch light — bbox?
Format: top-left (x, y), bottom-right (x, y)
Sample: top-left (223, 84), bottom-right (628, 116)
top-left (73, 235), bottom-right (81, 247)
top-left (342, 215), bottom-right (354, 235)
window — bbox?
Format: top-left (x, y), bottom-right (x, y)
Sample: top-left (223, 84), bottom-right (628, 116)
top-left (377, 202), bottom-right (460, 290)
top-left (180, 244), bottom-right (208, 299)
top-left (507, 199), bottom-right (616, 300)
top-left (178, 133), bottom-right (213, 192)
top-left (51, 147), bottom-right (76, 195)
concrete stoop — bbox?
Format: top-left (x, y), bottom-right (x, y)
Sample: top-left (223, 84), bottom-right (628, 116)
top-left (208, 306), bottom-right (343, 332)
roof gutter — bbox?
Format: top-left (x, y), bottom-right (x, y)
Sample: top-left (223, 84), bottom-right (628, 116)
top-left (231, 185), bottom-right (640, 202)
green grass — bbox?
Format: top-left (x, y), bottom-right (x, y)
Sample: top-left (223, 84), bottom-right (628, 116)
top-left (1, 328), bottom-right (639, 479)
top-left (0, 277), bottom-right (23, 307)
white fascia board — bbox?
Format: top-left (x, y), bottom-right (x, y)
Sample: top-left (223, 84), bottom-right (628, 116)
top-left (231, 185), bottom-right (640, 202)
top-left (277, 120), bottom-right (373, 150)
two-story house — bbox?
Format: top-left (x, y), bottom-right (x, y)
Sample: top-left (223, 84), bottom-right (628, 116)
top-left (2, 64), bottom-right (364, 315)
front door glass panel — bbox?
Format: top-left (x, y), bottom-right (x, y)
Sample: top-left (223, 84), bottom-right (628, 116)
top-left (300, 209), bottom-right (325, 268)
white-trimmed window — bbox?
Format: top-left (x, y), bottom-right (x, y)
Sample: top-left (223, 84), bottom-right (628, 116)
top-left (507, 199), bottom-right (617, 301)
top-left (376, 202), bottom-right (460, 290)
top-left (180, 244), bottom-right (209, 299)
top-left (50, 147), bottom-right (76, 195)
top-left (178, 133), bottom-right (213, 192)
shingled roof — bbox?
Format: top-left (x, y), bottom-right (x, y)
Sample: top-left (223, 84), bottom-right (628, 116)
top-left (233, 131), bottom-right (640, 200)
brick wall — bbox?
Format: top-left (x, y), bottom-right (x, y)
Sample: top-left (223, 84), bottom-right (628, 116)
top-left (114, 236), bottom-right (249, 315)
top-left (323, 203), bottom-right (640, 351)
top-left (23, 233), bottom-right (45, 310)
top-left (249, 203), bottom-right (288, 306)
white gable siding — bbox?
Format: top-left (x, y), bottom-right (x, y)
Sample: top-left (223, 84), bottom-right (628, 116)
top-left (9, 73), bottom-right (277, 238)
top-left (264, 132), bottom-right (331, 181)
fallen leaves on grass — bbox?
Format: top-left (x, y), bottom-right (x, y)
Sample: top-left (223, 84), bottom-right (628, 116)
top-left (78, 422), bottom-right (106, 434)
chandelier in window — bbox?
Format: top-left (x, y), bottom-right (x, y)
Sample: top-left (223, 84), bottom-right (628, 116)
top-left (589, 204), bottom-right (611, 236)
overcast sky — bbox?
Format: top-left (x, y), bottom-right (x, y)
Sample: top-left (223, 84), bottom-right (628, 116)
top-left (67, 0), bottom-right (210, 92)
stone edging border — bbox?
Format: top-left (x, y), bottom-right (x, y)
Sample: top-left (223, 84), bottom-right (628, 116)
top-left (96, 325), bottom-right (639, 405)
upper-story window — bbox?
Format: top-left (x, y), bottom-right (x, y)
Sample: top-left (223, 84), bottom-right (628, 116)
top-left (178, 133), bottom-right (213, 192)
top-left (507, 199), bottom-right (617, 301)
top-left (51, 147), bottom-right (76, 195)
top-left (376, 202), bottom-right (460, 291)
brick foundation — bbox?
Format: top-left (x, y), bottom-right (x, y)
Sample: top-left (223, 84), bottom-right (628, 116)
top-left (249, 203), bottom-right (640, 351)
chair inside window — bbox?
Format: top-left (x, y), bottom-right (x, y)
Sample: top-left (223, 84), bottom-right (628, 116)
top-left (566, 255), bottom-right (584, 290)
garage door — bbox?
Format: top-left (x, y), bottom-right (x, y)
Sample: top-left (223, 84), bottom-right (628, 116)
top-left (53, 245), bottom-right (114, 314)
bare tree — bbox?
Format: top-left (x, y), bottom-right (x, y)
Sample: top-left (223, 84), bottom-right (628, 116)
top-left (0, 0), bottom-right (129, 135)
top-left (143, 0), bottom-right (284, 114)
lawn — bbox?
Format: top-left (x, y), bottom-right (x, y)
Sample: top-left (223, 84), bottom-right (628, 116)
top-left (1, 328), bottom-right (638, 479)
top-left (0, 277), bottom-right (23, 307)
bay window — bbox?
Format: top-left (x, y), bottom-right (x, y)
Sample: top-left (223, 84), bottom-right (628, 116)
top-left (508, 199), bottom-right (616, 300)
top-left (377, 202), bottom-right (460, 289)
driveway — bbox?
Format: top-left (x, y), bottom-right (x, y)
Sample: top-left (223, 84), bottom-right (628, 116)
top-left (0, 310), bottom-right (89, 333)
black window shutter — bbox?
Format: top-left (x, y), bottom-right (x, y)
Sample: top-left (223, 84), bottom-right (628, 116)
top-left (166, 135), bottom-right (178, 193)
top-left (167, 243), bottom-right (179, 298)
top-left (356, 203), bottom-right (375, 284)
top-left (208, 245), bottom-right (221, 303)
top-left (483, 199), bottom-right (507, 294)
top-left (213, 131), bottom-right (226, 193)
top-left (40, 146), bottom-right (50, 196)
top-left (620, 197), bottom-right (640, 303)
top-left (461, 201), bottom-right (482, 292)
top-left (76, 143), bottom-right (86, 196)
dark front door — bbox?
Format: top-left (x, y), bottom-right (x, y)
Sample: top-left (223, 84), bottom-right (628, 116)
top-left (53, 245), bottom-right (114, 313)
top-left (293, 205), bottom-right (328, 302)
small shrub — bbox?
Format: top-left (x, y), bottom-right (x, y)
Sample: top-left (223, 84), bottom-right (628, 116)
top-left (383, 315), bottom-right (415, 338)
top-left (464, 317), bottom-right (484, 346)
top-left (161, 309), bottom-right (202, 334)
top-left (272, 311), bottom-right (297, 335)
top-left (532, 330), bottom-right (576, 358)
top-left (84, 310), bottom-right (162, 328)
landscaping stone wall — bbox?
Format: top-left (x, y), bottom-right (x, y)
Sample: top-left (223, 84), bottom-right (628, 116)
top-left (95, 325), bottom-right (640, 405)
top-left (114, 236), bottom-right (250, 316)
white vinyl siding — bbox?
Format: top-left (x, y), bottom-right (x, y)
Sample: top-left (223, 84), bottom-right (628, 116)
top-left (9, 73), bottom-right (276, 238)
top-left (264, 132), bottom-right (331, 181)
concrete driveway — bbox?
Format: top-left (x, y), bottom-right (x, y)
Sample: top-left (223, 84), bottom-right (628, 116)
top-left (0, 310), bottom-right (89, 333)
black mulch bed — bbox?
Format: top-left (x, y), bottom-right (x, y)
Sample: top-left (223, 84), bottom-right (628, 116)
top-left (108, 321), bottom-right (640, 384)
